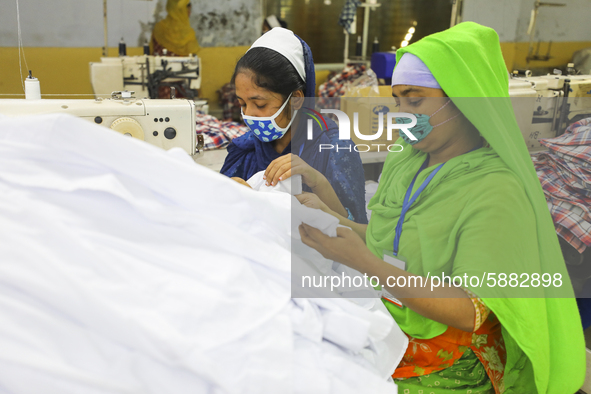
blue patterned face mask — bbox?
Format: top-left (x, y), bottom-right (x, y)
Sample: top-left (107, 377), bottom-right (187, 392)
top-left (241, 93), bottom-right (298, 142)
top-left (396, 99), bottom-right (460, 145)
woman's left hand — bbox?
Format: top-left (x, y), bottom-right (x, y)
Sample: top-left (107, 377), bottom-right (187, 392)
top-left (264, 154), bottom-right (324, 189)
top-left (298, 223), bottom-right (373, 271)
top-left (295, 192), bottom-right (330, 213)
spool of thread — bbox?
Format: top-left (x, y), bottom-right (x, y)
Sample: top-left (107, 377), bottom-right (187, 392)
top-left (143, 40), bottom-right (150, 55)
top-left (119, 38), bottom-right (127, 56)
top-left (372, 37), bottom-right (379, 53)
top-left (25, 70), bottom-right (41, 100)
top-left (355, 36), bottom-right (362, 57)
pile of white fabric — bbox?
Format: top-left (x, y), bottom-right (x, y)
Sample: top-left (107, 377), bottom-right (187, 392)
top-left (0, 113), bottom-right (407, 394)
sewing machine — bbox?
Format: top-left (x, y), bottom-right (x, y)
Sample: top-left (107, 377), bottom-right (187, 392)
top-left (0, 92), bottom-right (203, 157)
top-left (90, 55), bottom-right (202, 101)
top-left (509, 72), bottom-right (591, 151)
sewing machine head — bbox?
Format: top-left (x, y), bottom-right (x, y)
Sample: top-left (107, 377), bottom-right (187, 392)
top-left (90, 55), bottom-right (201, 100)
top-left (0, 94), bottom-right (203, 157)
top-left (510, 72), bottom-right (591, 151)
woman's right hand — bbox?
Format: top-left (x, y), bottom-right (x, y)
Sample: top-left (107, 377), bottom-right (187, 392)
top-left (298, 224), bottom-right (374, 270)
top-left (264, 154), bottom-right (324, 189)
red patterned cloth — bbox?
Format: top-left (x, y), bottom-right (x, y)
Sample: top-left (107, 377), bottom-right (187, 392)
top-left (318, 63), bottom-right (368, 109)
top-left (532, 117), bottom-right (591, 253)
top-left (393, 312), bottom-right (506, 394)
top-left (195, 112), bottom-right (248, 151)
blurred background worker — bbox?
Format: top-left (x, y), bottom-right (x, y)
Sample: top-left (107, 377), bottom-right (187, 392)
top-left (262, 14), bottom-right (287, 34)
top-left (150, 0), bottom-right (200, 98)
top-left (150, 0), bottom-right (200, 57)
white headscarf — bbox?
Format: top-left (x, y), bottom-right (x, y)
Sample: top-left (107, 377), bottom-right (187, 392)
top-left (248, 27), bottom-right (306, 83)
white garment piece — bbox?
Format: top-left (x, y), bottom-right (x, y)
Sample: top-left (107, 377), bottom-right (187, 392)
top-left (248, 171), bottom-right (336, 277)
top-left (0, 113), bottom-right (406, 394)
top-left (247, 171), bottom-right (302, 195)
top-left (291, 196), bottom-right (340, 238)
top-left (287, 200), bottom-right (407, 379)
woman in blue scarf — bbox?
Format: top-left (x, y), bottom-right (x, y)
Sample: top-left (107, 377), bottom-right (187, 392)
top-left (220, 27), bottom-right (367, 224)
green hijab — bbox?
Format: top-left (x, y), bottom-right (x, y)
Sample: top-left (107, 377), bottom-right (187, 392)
top-left (366, 22), bottom-right (585, 392)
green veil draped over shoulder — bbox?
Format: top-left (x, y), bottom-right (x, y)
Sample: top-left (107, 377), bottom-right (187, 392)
top-left (366, 22), bottom-right (585, 393)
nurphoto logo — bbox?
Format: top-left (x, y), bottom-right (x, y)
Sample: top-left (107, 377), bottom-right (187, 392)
top-left (304, 107), bottom-right (418, 153)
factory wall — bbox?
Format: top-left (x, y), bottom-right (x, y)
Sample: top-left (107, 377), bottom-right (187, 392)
top-left (3, 0), bottom-right (590, 108)
top-left (0, 46), bottom-right (248, 112)
top-left (463, 0), bottom-right (591, 71)
top-left (0, 0), bottom-right (258, 113)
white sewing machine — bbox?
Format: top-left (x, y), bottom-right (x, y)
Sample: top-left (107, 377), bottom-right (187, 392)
top-left (90, 55), bottom-right (202, 101)
top-left (509, 71), bottom-right (591, 152)
top-left (0, 92), bottom-right (203, 157)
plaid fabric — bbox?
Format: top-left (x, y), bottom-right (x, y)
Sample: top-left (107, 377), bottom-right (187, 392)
top-left (217, 83), bottom-right (241, 122)
top-left (195, 112), bottom-right (249, 151)
top-left (541, 117), bottom-right (591, 178)
top-left (318, 63), bottom-right (368, 110)
top-left (532, 117), bottom-right (591, 253)
top-left (338, 0), bottom-right (361, 34)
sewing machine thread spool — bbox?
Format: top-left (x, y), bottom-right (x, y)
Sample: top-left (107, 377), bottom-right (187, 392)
top-left (355, 36), bottom-right (362, 57)
top-left (143, 40), bottom-right (150, 56)
top-left (372, 37), bottom-right (379, 54)
top-left (25, 70), bottom-right (41, 100)
top-left (119, 38), bottom-right (127, 57)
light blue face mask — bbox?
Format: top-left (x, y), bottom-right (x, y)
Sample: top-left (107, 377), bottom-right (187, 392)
top-left (395, 99), bottom-right (460, 145)
top-left (241, 93), bottom-right (298, 142)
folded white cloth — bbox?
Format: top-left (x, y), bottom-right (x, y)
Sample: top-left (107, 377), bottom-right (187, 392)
top-left (247, 170), bottom-right (303, 195)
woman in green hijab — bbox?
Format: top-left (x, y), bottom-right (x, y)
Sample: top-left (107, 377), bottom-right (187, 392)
top-left (299, 22), bottom-right (585, 393)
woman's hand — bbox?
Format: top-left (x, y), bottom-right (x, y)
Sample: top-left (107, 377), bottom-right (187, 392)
top-left (298, 223), bottom-right (373, 270)
top-left (266, 154), bottom-right (348, 218)
top-left (295, 192), bottom-right (330, 213)
top-left (230, 177), bottom-right (252, 188)
top-left (264, 154), bottom-right (324, 189)
top-left (300, 225), bottom-right (475, 332)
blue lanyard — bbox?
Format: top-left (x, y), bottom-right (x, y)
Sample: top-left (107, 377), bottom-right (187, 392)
top-left (298, 142), bottom-right (304, 157)
top-left (392, 144), bottom-right (482, 256)
top-left (392, 157), bottom-right (444, 256)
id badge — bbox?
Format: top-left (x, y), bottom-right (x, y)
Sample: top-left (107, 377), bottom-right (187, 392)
top-left (381, 251), bottom-right (406, 308)
top-left (383, 251), bottom-right (406, 270)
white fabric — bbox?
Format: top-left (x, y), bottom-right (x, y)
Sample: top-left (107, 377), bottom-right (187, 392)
top-left (290, 196), bottom-right (339, 238)
top-left (248, 27), bottom-right (306, 84)
top-left (247, 171), bottom-right (302, 195)
top-left (0, 113), bottom-right (407, 394)
top-left (248, 172), bottom-right (408, 375)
